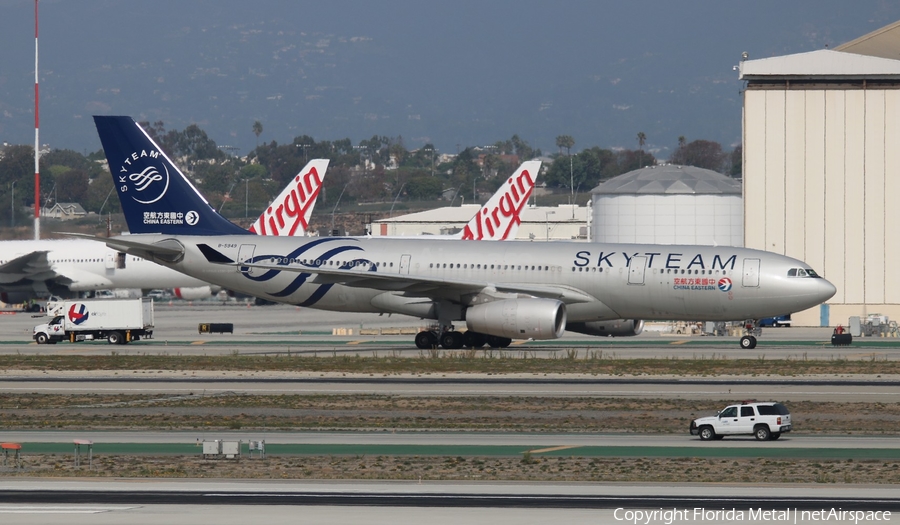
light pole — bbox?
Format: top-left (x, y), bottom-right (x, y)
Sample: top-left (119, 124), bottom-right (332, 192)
top-left (569, 154), bottom-right (574, 206)
top-left (331, 180), bottom-right (352, 235)
top-left (389, 181), bottom-right (407, 218)
top-left (424, 146), bottom-right (436, 177)
top-left (545, 210), bottom-right (555, 241)
top-left (296, 143), bottom-right (311, 163)
top-left (10, 181), bottom-right (16, 227)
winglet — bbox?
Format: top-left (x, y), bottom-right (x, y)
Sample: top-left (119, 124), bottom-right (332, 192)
top-left (93, 116), bottom-right (251, 236)
top-left (249, 159), bottom-right (329, 236)
top-left (459, 160), bottom-right (541, 240)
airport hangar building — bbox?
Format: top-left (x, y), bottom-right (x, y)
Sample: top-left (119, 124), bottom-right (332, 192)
top-left (739, 21), bottom-right (900, 327)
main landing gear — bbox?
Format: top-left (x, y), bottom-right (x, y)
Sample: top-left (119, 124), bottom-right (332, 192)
top-left (414, 325), bottom-right (512, 350)
top-left (739, 319), bottom-right (762, 349)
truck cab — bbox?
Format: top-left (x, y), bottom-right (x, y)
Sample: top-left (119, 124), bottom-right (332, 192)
top-left (33, 316), bottom-right (65, 344)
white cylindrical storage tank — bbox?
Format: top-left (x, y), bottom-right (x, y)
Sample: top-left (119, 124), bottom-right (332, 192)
top-left (591, 165), bottom-right (742, 246)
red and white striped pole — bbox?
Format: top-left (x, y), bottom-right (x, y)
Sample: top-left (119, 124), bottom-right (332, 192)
top-left (33, 0), bottom-right (40, 240)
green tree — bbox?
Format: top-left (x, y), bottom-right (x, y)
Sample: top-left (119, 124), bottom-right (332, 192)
top-left (239, 164), bottom-right (267, 180)
top-left (555, 135), bottom-right (575, 156)
top-left (729, 145), bottom-right (742, 178)
top-left (82, 171), bottom-right (119, 215)
top-left (252, 120), bottom-right (263, 147)
top-left (636, 131), bottom-right (647, 167)
top-left (54, 170), bottom-right (90, 205)
top-left (0, 145), bottom-right (45, 208)
top-left (669, 139), bottom-right (727, 172)
top-left (404, 175), bottom-right (444, 200)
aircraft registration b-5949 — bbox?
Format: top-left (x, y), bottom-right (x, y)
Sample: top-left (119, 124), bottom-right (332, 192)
top-left (93, 115), bottom-right (836, 349)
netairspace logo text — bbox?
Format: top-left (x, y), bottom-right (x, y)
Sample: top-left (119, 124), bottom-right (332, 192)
top-left (613, 507), bottom-right (891, 524)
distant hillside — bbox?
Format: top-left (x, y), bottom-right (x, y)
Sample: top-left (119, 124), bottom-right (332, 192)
top-left (0, 1), bottom-right (898, 158)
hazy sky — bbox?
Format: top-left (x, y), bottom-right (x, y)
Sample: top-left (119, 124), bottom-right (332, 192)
top-left (1, 0), bottom-right (899, 158)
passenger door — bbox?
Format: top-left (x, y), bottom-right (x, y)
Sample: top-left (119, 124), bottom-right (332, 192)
top-left (399, 254), bottom-right (411, 275)
top-left (736, 405), bottom-right (757, 434)
top-left (628, 256), bottom-right (647, 285)
top-left (237, 244), bottom-right (256, 275)
top-left (717, 406), bottom-right (739, 435)
top-left (742, 258), bottom-right (760, 287)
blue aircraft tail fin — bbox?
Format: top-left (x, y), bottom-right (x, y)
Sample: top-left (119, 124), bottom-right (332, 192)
top-left (93, 115), bottom-right (250, 236)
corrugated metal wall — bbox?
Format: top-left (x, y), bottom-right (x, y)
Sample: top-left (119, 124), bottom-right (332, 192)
top-left (744, 86), bottom-right (900, 326)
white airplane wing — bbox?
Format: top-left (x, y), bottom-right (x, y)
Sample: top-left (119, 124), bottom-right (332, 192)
top-left (0, 250), bottom-right (54, 284)
top-left (237, 258), bottom-right (595, 304)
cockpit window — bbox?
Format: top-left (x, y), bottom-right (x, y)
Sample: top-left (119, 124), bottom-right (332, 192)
top-left (788, 267), bottom-right (821, 278)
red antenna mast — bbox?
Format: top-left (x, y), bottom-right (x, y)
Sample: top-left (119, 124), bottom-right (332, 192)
top-left (33, 0), bottom-right (40, 240)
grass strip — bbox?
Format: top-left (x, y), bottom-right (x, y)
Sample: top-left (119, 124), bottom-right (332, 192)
top-left (0, 354), bottom-right (898, 375)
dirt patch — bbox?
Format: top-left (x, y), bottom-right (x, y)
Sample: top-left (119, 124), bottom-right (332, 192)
top-left (1, 394), bottom-right (898, 434)
top-left (4, 454), bottom-right (900, 485)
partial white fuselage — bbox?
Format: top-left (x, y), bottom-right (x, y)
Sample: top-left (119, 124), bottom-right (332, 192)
top-left (0, 239), bottom-right (208, 298)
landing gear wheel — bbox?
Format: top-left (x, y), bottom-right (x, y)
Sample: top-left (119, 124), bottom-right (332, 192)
top-left (415, 331), bottom-right (437, 349)
top-left (486, 335), bottom-right (512, 348)
top-left (463, 331), bottom-right (486, 348)
top-left (740, 335), bottom-right (757, 349)
top-left (698, 426), bottom-right (716, 441)
top-left (107, 331), bottom-right (123, 345)
top-left (440, 331), bottom-right (464, 349)
top-left (754, 425), bottom-right (771, 441)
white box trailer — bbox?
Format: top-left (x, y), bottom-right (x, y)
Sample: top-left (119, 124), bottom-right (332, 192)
top-left (33, 298), bottom-right (154, 345)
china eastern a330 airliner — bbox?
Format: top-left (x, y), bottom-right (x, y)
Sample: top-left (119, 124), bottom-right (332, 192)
top-left (90, 115), bottom-right (836, 349)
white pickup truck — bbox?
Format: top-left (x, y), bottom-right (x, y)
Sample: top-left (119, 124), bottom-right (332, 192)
top-left (690, 402), bottom-right (792, 441)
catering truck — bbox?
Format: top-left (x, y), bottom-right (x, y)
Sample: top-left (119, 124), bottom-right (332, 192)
top-left (33, 298), bottom-right (154, 344)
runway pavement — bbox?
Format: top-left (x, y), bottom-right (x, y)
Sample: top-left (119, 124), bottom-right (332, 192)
top-left (3, 303), bottom-right (899, 522)
top-left (0, 480), bottom-right (897, 524)
top-left (1, 374), bottom-right (898, 402)
top-left (4, 430), bottom-right (900, 449)
top-left (2, 303), bottom-right (899, 358)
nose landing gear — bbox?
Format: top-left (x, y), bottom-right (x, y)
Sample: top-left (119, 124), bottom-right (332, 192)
top-left (739, 320), bottom-right (762, 349)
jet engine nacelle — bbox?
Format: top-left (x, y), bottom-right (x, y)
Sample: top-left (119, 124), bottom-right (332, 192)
top-left (173, 286), bottom-right (221, 300)
top-left (466, 298), bottom-right (566, 340)
top-left (566, 319), bottom-right (644, 337)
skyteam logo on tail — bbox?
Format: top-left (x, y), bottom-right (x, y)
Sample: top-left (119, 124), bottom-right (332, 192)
top-left (118, 150), bottom-right (170, 204)
top-left (115, 149), bottom-right (200, 227)
top-left (95, 116), bottom-right (252, 236)
top-left (67, 304), bottom-right (89, 325)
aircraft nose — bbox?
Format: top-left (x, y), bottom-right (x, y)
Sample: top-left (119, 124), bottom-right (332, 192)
top-left (817, 278), bottom-right (837, 303)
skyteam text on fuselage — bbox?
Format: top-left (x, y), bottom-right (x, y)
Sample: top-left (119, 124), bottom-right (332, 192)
top-left (93, 115), bottom-right (836, 349)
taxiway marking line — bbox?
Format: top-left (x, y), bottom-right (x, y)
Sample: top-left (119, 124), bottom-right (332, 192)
top-left (526, 445), bottom-right (581, 454)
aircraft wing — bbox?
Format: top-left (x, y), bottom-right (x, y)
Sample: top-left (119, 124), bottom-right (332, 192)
top-left (240, 259), bottom-right (596, 304)
top-left (65, 233), bottom-right (186, 263)
top-left (0, 250), bottom-right (58, 284)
